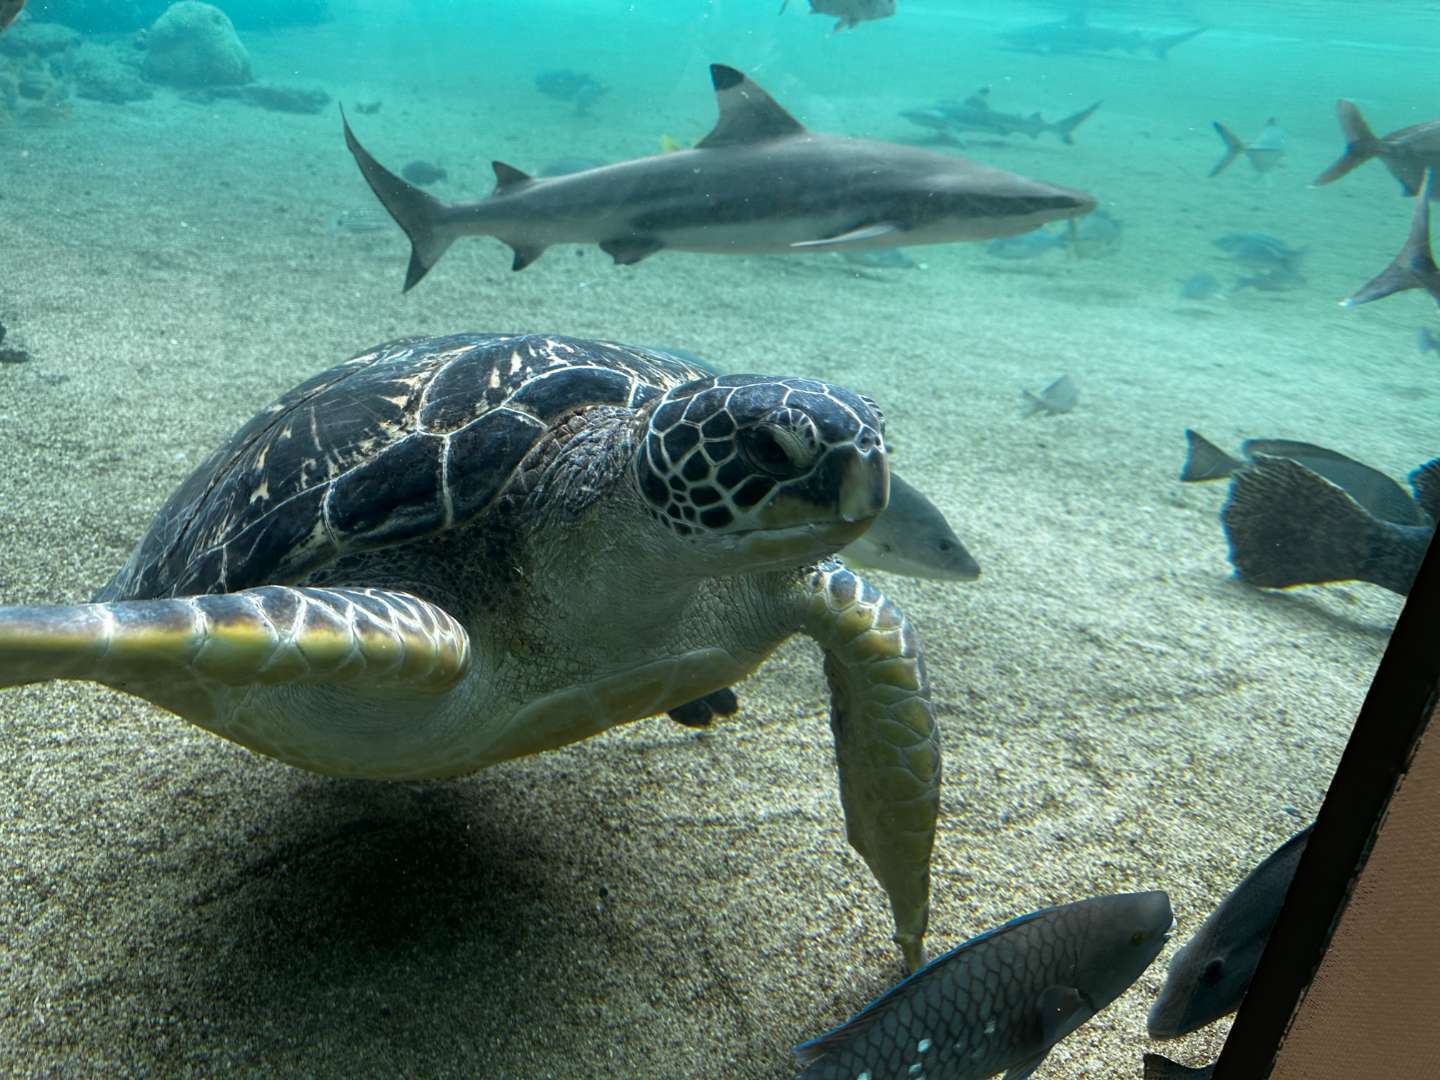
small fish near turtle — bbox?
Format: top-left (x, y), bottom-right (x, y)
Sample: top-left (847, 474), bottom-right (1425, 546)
top-left (0, 332), bottom-right (944, 971)
top-left (793, 891), bottom-right (1173, 1080)
top-left (781, 0), bottom-right (895, 32)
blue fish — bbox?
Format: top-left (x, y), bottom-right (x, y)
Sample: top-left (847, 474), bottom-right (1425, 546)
top-left (794, 892), bottom-right (1172, 1079)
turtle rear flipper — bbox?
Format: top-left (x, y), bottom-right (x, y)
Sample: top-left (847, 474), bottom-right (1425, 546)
top-left (0, 586), bottom-right (470, 724)
top-left (1222, 455), bottom-right (1428, 595)
top-left (803, 559), bottom-right (940, 972)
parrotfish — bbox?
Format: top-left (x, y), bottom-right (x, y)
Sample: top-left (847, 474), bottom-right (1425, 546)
top-left (794, 891), bottom-right (1173, 1080)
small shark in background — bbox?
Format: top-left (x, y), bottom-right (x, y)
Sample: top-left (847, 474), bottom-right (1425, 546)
top-left (780, 0), bottom-right (895, 32)
top-left (999, 13), bottom-right (1205, 60)
top-left (534, 69), bottom-right (609, 116)
top-left (794, 892), bottom-right (1173, 1080)
top-left (1208, 117), bottom-right (1286, 178)
top-left (1147, 825), bottom-right (1313, 1040)
top-left (344, 64), bottom-right (1097, 290)
top-left (1314, 99), bottom-right (1440, 197)
top-left (0, 0), bottom-right (23, 32)
top-left (1343, 167), bottom-right (1440, 307)
top-left (901, 86), bottom-right (1102, 146)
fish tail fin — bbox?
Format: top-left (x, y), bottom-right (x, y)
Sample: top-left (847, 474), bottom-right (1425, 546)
top-left (1150, 26), bottom-right (1205, 59)
top-left (1342, 168), bottom-right (1438, 306)
top-left (1221, 455), bottom-right (1400, 591)
top-left (1207, 122), bottom-right (1245, 178)
top-left (341, 108), bottom-right (462, 291)
top-left (1180, 429), bottom-right (1244, 482)
top-left (1410, 458), bottom-right (1440, 524)
top-left (1313, 100), bottom-right (1382, 186)
top-left (1051, 100), bottom-right (1101, 145)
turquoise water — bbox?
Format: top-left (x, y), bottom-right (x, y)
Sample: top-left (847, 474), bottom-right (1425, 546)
top-left (0, 1), bottom-right (1436, 1076)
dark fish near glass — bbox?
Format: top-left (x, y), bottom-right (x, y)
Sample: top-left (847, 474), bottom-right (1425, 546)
top-left (780, 0), bottom-right (895, 33)
top-left (793, 891), bottom-right (1173, 1080)
top-left (1222, 454), bottom-right (1438, 596)
top-left (1144, 1054), bottom-right (1215, 1079)
top-left (1314, 99), bottom-right (1440, 198)
top-left (534, 68), bottom-right (608, 115)
top-left (1147, 825), bottom-right (1312, 1039)
top-left (0, 0), bottom-right (23, 32)
top-left (841, 472), bottom-right (980, 582)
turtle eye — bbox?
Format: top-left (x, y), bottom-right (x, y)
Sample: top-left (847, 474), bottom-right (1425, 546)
top-left (739, 409), bottom-right (820, 477)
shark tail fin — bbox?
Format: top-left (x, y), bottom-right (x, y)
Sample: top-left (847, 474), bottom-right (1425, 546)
top-left (1207, 122), bottom-right (1245, 178)
top-left (1343, 168), bottom-right (1438, 306)
top-left (1150, 26), bottom-right (1205, 59)
top-left (1221, 455), bottom-right (1384, 589)
top-left (341, 107), bottom-right (462, 291)
top-left (1313, 100), bottom-right (1382, 186)
top-left (1051, 100), bottom-right (1101, 145)
top-left (1180, 429), bottom-right (1244, 482)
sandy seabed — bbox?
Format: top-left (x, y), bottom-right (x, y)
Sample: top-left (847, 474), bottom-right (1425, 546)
top-left (0, 11), bottom-right (1432, 1078)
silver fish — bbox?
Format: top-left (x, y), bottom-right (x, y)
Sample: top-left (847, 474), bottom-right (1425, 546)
top-left (1148, 826), bottom-right (1311, 1039)
top-left (1208, 117), bottom-right (1286, 178)
top-left (1314, 100), bottom-right (1440, 197)
top-left (794, 892), bottom-right (1173, 1080)
top-left (343, 65), bottom-right (1096, 290)
top-left (780, 0), bottom-right (895, 32)
top-left (841, 472), bottom-right (980, 582)
top-left (1021, 375), bottom-right (1078, 417)
top-left (1343, 167), bottom-right (1440, 307)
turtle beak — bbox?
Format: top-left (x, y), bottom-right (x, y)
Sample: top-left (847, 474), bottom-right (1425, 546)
top-left (839, 445), bottom-right (889, 524)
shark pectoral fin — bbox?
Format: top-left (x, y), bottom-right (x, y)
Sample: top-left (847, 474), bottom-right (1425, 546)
top-left (506, 243), bottom-right (546, 271)
top-left (599, 237), bottom-right (665, 265)
top-left (492, 161), bottom-right (534, 193)
top-left (791, 223), bottom-right (902, 250)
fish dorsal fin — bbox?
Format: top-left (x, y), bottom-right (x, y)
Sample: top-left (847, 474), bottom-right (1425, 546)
top-left (698, 64), bottom-right (805, 149)
top-left (492, 161), bottom-right (533, 193)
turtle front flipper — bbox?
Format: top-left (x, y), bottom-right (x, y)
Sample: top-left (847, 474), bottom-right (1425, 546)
top-left (0, 586), bottom-right (470, 724)
top-left (803, 559), bottom-right (940, 972)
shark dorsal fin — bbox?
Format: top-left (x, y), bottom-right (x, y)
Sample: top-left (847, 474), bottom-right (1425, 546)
top-left (492, 161), bottom-right (533, 193)
top-left (697, 64), bottom-right (805, 149)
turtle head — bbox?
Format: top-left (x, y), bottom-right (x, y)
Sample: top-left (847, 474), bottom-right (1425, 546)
top-left (634, 375), bottom-right (889, 572)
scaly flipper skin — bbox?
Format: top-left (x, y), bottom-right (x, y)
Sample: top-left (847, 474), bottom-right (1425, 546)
top-left (803, 559), bottom-right (940, 971)
top-left (0, 586), bottom-right (470, 724)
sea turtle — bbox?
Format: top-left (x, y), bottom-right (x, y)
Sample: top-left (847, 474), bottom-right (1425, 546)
top-left (0, 332), bottom-right (941, 969)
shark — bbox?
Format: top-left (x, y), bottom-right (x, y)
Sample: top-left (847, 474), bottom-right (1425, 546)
top-left (901, 86), bottom-right (1102, 145)
top-left (342, 64), bottom-right (1097, 290)
top-left (999, 13), bottom-right (1205, 60)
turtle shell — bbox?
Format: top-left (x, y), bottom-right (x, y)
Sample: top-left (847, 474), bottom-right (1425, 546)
top-left (97, 334), bottom-right (713, 601)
